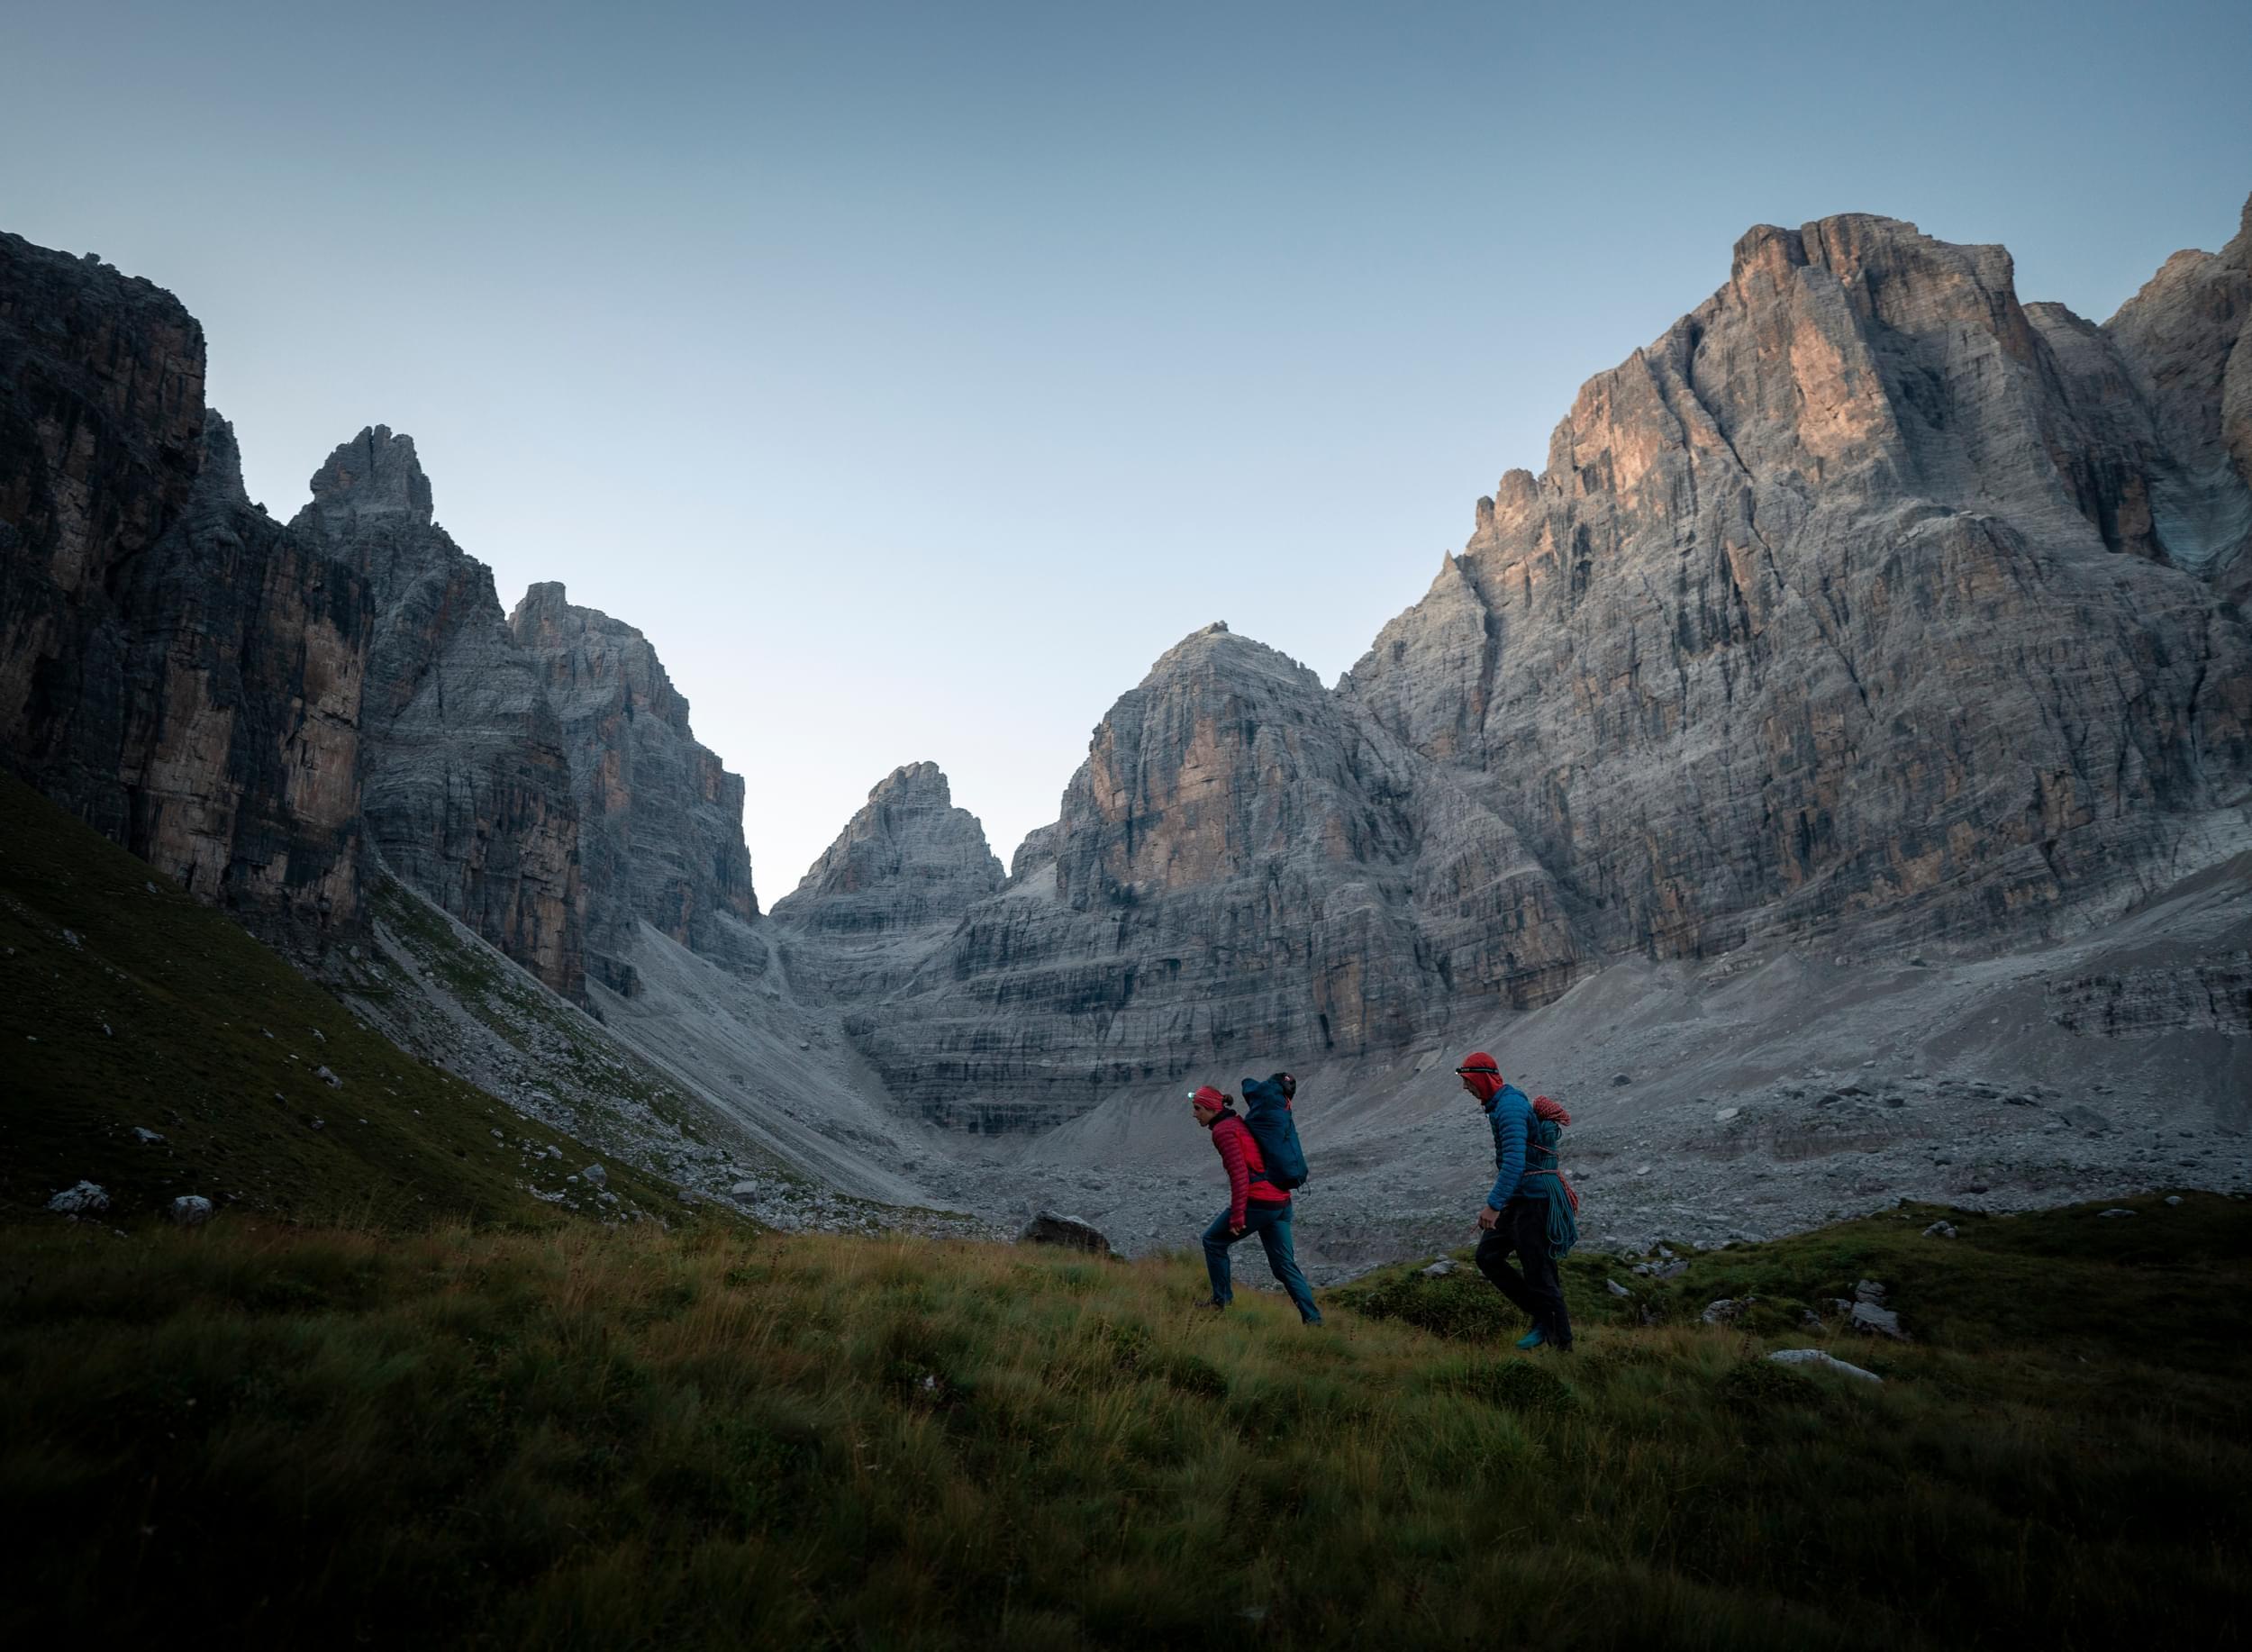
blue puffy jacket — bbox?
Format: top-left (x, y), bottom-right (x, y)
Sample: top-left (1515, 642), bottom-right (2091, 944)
top-left (1483, 1083), bottom-right (1533, 1210)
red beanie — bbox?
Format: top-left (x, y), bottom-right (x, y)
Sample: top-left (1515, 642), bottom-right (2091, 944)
top-left (1188, 1085), bottom-right (1229, 1108)
top-left (1455, 1051), bottom-right (1503, 1103)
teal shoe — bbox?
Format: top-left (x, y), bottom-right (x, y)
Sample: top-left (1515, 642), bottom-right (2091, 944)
top-left (1514, 1327), bottom-right (1547, 1349)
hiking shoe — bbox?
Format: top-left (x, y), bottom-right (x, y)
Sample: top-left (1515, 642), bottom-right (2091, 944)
top-left (1514, 1327), bottom-right (1547, 1349)
top-left (1196, 1297), bottom-right (1228, 1312)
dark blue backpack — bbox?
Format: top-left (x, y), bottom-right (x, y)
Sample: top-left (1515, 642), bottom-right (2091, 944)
top-left (1239, 1075), bottom-right (1309, 1191)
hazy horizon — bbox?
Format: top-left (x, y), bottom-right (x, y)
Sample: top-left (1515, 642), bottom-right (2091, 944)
top-left (5, 0), bottom-right (2247, 894)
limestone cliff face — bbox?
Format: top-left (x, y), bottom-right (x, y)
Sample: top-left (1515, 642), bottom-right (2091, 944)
top-left (293, 431), bottom-right (584, 996)
top-left (508, 582), bottom-right (758, 993)
top-left (1341, 204), bottom-right (2252, 969)
top-left (0, 232), bottom-right (368, 934)
top-left (793, 199), bottom-right (2252, 1139)
top-left (829, 627), bottom-right (1454, 1130)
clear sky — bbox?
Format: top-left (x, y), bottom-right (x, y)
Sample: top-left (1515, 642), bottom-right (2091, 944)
top-left (5, 0), bottom-right (2247, 895)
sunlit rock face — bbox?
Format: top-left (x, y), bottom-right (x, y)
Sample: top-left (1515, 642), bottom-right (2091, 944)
top-left (1341, 204), bottom-right (2252, 965)
top-left (793, 201), bottom-right (2252, 1138)
top-left (0, 232), bottom-right (368, 939)
top-left (294, 431), bottom-right (586, 998)
top-left (815, 627), bottom-right (1465, 1131)
top-left (509, 582), bottom-right (759, 994)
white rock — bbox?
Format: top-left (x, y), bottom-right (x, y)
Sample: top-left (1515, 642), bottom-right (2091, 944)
top-left (47, 1181), bottom-right (110, 1214)
top-left (1713, 1106), bottom-right (1740, 1123)
top-left (1606, 1278), bottom-right (1632, 1298)
top-left (2098, 1207), bottom-right (2137, 1218)
top-left (583, 1163), bottom-right (608, 1187)
top-left (132, 1127), bottom-right (166, 1144)
top-left (1770, 1348), bottom-right (1882, 1383)
top-left (2165, 1194), bottom-right (2184, 1206)
top-left (1922, 1221), bottom-right (1957, 1238)
top-left (1421, 1257), bottom-right (1458, 1277)
top-left (168, 1194), bottom-right (214, 1226)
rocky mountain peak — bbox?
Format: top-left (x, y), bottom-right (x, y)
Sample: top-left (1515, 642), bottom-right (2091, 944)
top-left (508, 580), bottom-right (577, 645)
top-left (1048, 620), bottom-right (1417, 930)
top-left (1137, 621), bottom-right (1318, 694)
top-left (303, 425), bottom-right (433, 528)
top-left (868, 760), bottom-right (954, 805)
top-left (1343, 193), bottom-right (2252, 964)
top-left (773, 762), bottom-right (1001, 936)
top-left (506, 584), bottom-right (690, 731)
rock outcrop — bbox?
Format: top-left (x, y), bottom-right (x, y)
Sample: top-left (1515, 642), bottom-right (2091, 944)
top-left (1341, 204), bottom-right (2252, 969)
top-left (508, 582), bottom-right (759, 993)
top-left (294, 431), bottom-right (585, 997)
top-left (0, 232), bottom-right (368, 935)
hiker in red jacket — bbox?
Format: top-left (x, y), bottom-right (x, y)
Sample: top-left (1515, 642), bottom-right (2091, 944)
top-left (1190, 1085), bottom-right (1322, 1324)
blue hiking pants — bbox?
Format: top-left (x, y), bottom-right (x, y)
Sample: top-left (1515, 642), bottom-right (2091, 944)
top-left (1202, 1201), bottom-right (1322, 1323)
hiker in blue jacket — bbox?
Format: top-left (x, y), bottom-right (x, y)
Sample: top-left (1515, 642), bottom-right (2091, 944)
top-left (1457, 1051), bottom-right (1575, 1350)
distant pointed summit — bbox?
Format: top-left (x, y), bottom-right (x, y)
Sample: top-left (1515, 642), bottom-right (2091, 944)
top-left (774, 762), bottom-right (1001, 937)
top-left (304, 425), bottom-right (433, 527)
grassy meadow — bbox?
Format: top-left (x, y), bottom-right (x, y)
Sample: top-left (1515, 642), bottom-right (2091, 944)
top-left (5, 1193), bottom-right (2247, 1649)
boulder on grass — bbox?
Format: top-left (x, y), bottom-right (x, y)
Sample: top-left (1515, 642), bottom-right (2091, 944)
top-left (1850, 1301), bottom-right (1907, 1339)
top-left (1018, 1212), bottom-right (1112, 1255)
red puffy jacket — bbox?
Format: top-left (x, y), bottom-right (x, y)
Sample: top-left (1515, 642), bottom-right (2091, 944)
top-left (1210, 1111), bottom-right (1290, 1228)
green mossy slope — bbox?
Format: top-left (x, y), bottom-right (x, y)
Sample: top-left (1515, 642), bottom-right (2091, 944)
top-left (0, 774), bottom-right (679, 1226)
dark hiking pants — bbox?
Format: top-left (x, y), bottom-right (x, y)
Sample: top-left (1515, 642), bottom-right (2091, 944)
top-left (1475, 1197), bottom-right (1573, 1348)
top-left (1202, 1202), bottom-right (1323, 1323)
